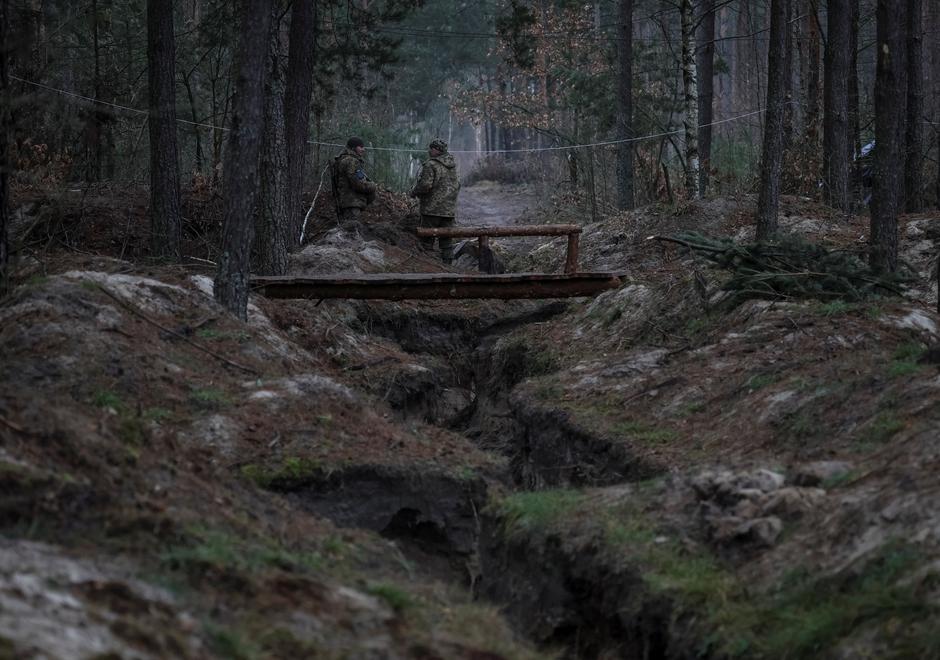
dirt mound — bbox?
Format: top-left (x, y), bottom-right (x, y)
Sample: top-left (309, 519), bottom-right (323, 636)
top-left (0, 265), bottom-right (538, 658)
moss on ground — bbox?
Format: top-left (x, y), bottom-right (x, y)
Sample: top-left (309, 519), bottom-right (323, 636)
top-left (490, 490), bottom-right (939, 658)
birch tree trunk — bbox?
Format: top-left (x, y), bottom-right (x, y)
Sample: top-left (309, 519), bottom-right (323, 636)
top-left (616, 0), bottom-right (634, 210)
top-left (756, 0), bottom-right (789, 241)
top-left (680, 0), bottom-right (699, 199)
top-left (147, 0), bottom-right (182, 261)
top-left (215, 0), bottom-right (273, 320)
top-left (870, 0), bottom-right (909, 273)
top-left (823, 0), bottom-right (852, 211)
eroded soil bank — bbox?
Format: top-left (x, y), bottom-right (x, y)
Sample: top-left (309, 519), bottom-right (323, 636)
top-left (3, 184), bottom-right (940, 658)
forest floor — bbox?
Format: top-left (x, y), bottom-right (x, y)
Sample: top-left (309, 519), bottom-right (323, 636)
top-left (1, 180), bottom-right (940, 658)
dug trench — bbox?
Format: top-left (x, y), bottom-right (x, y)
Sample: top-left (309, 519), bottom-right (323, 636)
top-left (255, 296), bottom-right (683, 658)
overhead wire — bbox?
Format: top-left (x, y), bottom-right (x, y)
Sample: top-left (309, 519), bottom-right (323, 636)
top-left (10, 73), bottom-right (790, 155)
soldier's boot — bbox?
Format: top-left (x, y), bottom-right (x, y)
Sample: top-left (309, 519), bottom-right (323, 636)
top-left (440, 236), bottom-right (453, 265)
top-left (419, 236), bottom-right (436, 254)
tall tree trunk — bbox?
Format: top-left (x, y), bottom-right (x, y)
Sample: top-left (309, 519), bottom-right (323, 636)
top-left (214, 0), bottom-right (273, 320)
top-left (848, 0), bottom-right (861, 199)
top-left (696, 0), bottom-right (715, 196)
top-left (147, 0), bottom-right (182, 261)
top-left (680, 0), bottom-right (699, 199)
top-left (801, 1), bottom-right (822, 152)
top-left (615, 0), bottom-right (634, 210)
top-left (0, 0), bottom-right (10, 295)
top-left (823, 0), bottom-right (852, 211)
top-left (903, 0), bottom-right (924, 212)
top-left (870, 0), bottom-right (909, 273)
top-left (284, 0), bottom-right (317, 248)
top-left (256, 3), bottom-right (289, 276)
top-left (756, 0), bottom-right (789, 241)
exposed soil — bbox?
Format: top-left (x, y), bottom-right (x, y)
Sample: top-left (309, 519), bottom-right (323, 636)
top-left (3, 179), bottom-right (940, 658)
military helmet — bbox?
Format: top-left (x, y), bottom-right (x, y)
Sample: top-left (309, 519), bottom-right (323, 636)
top-left (429, 139), bottom-right (448, 153)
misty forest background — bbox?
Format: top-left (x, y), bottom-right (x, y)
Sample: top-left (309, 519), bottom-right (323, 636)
top-left (0, 0), bottom-right (939, 314)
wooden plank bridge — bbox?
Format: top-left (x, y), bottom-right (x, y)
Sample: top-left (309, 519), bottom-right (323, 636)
top-left (251, 224), bottom-right (625, 300)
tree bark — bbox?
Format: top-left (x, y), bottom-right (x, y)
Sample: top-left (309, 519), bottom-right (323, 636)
top-left (756, 0), bottom-right (789, 242)
top-left (0, 0), bottom-right (10, 295)
top-left (903, 0), bottom-right (924, 212)
top-left (696, 0), bottom-right (715, 196)
top-left (801, 1), bottom-right (822, 152)
top-left (615, 0), bottom-right (634, 210)
top-left (823, 0), bottom-right (852, 211)
top-left (680, 0), bottom-right (699, 199)
top-left (256, 3), bottom-right (289, 276)
top-left (284, 0), bottom-right (317, 248)
top-left (147, 0), bottom-right (182, 261)
top-left (848, 0), bottom-right (861, 198)
top-left (870, 0), bottom-right (909, 273)
top-left (214, 0), bottom-right (273, 320)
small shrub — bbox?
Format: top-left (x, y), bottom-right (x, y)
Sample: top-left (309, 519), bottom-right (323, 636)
top-left (93, 390), bottom-right (123, 409)
top-left (495, 490), bottom-right (584, 537)
top-left (367, 583), bottom-right (416, 613)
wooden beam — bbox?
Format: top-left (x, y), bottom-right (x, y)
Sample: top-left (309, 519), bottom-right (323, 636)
top-left (250, 272), bottom-right (623, 300)
top-left (415, 224), bottom-right (581, 238)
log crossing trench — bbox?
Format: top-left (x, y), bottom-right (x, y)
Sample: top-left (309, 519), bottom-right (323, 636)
top-left (251, 224), bottom-right (626, 300)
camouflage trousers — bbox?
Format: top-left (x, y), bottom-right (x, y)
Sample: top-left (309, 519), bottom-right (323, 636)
top-left (337, 207), bottom-right (363, 232)
top-left (419, 214), bottom-right (454, 265)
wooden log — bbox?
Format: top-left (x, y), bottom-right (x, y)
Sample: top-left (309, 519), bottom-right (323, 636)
top-left (250, 272), bottom-right (624, 300)
top-left (416, 224), bottom-right (581, 238)
top-left (565, 233), bottom-right (580, 274)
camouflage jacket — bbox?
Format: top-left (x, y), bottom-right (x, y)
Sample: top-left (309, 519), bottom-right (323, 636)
top-left (411, 153), bottom-right (460, 218)
top-left (332, 149), bottom-right (377, 210)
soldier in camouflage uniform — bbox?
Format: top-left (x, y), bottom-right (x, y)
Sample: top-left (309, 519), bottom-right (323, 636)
top-left (410, 139), bottom-right (460, 264)
top-left (332, 137), bottom-right (377, 232)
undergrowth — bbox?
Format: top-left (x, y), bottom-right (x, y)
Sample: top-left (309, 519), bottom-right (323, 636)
top-left (490, 491), bottom-right (938, 658)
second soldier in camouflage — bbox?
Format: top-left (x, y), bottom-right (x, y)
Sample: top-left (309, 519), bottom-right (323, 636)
top-left (410, 139), bottom-right (460, 264)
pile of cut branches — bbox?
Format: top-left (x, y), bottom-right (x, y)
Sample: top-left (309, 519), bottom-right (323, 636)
top-left (653, 231), bottom-right (909, 301)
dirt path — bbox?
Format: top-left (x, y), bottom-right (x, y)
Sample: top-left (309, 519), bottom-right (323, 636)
top-left (457, 182), bottom-right (544, 227)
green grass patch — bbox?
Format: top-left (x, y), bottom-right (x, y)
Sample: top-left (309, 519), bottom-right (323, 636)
top-left (752, 543), bottom-right (931, 658)
top-left (240, 457), bottom-right (323, 489)
top-left (196, 328), bottom-right (251, 342)
top-left (189, 387), bottom-right (230, 409)
top-left (492, 489), bottom-right (937, 657)
top-left (367, 583), bottom-right (417, 613)
top-left (205, 623), bottom-right (260, 660)
top-left (493, 490), bottom-right (585, 538)
top-left (679, 401), bottom-right (707, 416)
top-left (117, 416), bottom-right (147, 446)
top-left (610, 420), bottom-right (678, 445)
top-left (859, 412), bottom-right (905, 447)
top-left (93, 390), bottom-right (124, 409)
top-left (143, 407), bottom-right (172, 422)
top-left (813, 300), bottom-right (859, 316)
top-left (889, 341), bottom-right (927, 377)
top-left (25, 275), bottom-right (50, 288)
top-left (821, 469), bottom-right (858, 490)
top-left (744, 373), bottom-right (778, 392)
top-left (161, 527), bottom-right (322, 576)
